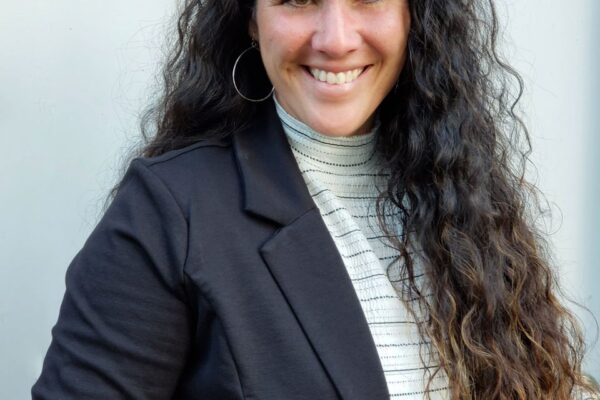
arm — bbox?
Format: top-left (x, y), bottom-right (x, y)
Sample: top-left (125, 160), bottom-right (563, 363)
top-left (32, 159), bottom-right (192, 399)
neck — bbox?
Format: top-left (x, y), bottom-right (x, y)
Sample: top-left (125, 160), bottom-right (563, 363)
top-left (275, 97), bottom-right (380, 176)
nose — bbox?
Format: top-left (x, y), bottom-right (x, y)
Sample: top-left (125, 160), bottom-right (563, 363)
top-left (311, 2), bottom-right (360, 58)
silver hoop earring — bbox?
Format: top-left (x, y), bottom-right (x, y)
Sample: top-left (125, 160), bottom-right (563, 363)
top-left (232, 40), bottom-right (274, 103)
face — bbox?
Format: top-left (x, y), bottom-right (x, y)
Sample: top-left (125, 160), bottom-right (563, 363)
top-left (250, 0), bottom-right (411, 137)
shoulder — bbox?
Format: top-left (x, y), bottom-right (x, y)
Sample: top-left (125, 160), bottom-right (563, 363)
top-left (124, 137), bottom-right (241, 216)
top-left (137, 137), bottom-right (233, 179)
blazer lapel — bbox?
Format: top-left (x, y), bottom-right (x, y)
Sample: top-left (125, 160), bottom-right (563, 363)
top-left (260, 211), bottom-right (390, 400)
top-left (233, 100), bottom-right (389, 400)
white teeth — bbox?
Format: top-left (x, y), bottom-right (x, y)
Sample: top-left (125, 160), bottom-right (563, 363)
top-left (309, 66), bottom-right (365, 85)
top-left (318, 70), bottom-right (326, 81)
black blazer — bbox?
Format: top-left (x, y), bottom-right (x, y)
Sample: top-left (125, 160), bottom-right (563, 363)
top-left (32, 100), bottom-right (390, 400)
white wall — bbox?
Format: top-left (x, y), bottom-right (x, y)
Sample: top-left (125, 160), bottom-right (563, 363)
top-left (0, 1), bottom-right (597, 398)
top-left (589, 0), bottom-right (600, 380)
top-left (0, 1), bottom-right (172, 398)
top-left (501, 0), bottom-right (600, 378)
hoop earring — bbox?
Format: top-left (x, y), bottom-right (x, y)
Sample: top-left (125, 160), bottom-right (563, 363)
top-left (232, 40), bottom-right (274, 103)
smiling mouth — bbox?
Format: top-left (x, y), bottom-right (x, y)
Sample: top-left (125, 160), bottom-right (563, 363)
top-left (303, 65), bottom-right (370, 85)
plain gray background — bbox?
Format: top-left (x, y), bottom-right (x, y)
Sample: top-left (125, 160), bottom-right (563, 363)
top-left (1, 1), bottom-right (598, 398)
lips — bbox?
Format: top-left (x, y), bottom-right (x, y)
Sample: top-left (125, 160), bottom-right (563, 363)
top-left (304, 65), bottom-right (370, 85)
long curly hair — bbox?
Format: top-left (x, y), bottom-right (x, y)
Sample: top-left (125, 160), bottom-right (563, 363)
top-left (110, 0), bottom-right (597, 398)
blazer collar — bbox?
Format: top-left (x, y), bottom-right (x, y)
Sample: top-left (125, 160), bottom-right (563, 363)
top-left (232, 100), bottom-right (390, 400)
top-left (233, 99), bottom-right (315, 226)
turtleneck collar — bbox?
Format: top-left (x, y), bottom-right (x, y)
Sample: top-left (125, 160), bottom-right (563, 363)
top-left (273, 95), bottom-right (380, 172)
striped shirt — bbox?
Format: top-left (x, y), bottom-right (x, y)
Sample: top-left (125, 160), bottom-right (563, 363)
top-left (274, 97), bottom-right (450, 399)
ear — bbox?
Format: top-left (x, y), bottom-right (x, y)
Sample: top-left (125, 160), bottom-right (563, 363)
top-left (248, 7), bottom-right (258, 41)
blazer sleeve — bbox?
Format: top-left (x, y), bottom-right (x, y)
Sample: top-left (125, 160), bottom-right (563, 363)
top-left (32, 159), bottom-right (193, 399)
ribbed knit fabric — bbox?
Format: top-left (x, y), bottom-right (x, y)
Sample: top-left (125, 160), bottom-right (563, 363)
top-left (274, 97), bottom-right (450, 399)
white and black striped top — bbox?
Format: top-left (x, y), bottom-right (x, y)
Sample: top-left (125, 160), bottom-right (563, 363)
top-left (274, 97), bottom-right (450, 399)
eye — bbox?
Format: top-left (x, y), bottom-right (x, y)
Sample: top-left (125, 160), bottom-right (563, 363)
top-left (283, 0), bottom-right (313, 7)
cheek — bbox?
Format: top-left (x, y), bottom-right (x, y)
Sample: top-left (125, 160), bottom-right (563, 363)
top-left (369, 12), bottom-right (410, 65)
top-left (259, 42), bottom-right (297, 88)
top-left (257, 12), bottom-right (311, 63)
top-left (262, 31), bottom-right (307, 73)
top-left (367, 3), bottom-right (410, 40)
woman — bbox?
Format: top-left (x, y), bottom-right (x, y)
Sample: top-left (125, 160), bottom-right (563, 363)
top-left (32, 0), bottom-right (598, 399)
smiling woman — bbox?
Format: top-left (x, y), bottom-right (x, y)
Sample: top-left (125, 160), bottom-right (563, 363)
top-left (31, 0), bottom-right (599, 399)
top-left (251, 0), bottom-right (411, 136)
